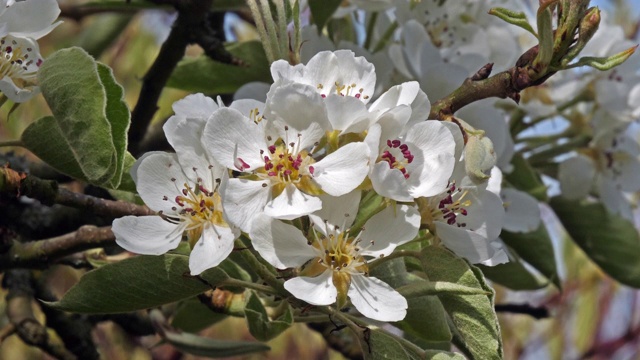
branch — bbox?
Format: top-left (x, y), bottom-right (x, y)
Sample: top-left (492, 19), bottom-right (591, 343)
top-left (127, 0), bottom-right (213, 155)
top-left (0, 166), bottom-right (152, 218)
top-left (0, 226), bottom-right (115, 271)
top-left (59, 3), bottom-right (145, 22)
top-left (3, 269), bottom-right (76, 360)
top-left (494, 303), bottom-right (550, 319)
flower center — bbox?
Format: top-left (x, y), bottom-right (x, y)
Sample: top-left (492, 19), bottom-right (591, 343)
top-left (161, 166), bottom-right (227, 242)
top-left (0, 36), bottom-right (42, 82)
top-left (430, 182), bottom-right (470, 227)
top-left (379, 139), bottom-right (415, 179)
top-left (316, 81), bottom-right (369, 100)
top-left (303, 222), bottom-right (371, 277)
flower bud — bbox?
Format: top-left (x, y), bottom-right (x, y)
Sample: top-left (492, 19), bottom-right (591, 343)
top-left (464, 135), bottom-right (496, 181)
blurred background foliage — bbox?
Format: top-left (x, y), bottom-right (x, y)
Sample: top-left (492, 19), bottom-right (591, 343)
top-left (1, 0), bottom-right (640, 359)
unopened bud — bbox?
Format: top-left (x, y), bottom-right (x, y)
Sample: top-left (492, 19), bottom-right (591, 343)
top-left (579, 7), bottom-right (601, 41)
top-left (464, 135), bottom-right (496, 181)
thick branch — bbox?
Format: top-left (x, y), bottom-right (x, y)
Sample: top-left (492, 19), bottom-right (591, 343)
top-left (128, 0), bottom-right (213, 155)
top-left (3, 270), bottom-right (76, 360)
top-left (0, 166), bottom-right (152, 218)
top-left (59, 3), bottom-right (145, 22)
top-left (0, 226), bottom-right (114, 271)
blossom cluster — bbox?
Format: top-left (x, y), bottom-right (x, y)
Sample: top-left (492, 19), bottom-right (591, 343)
top-left (0, 0), bottom-right (60, 102)
top-left (114, 50), bottom-right (518, 322)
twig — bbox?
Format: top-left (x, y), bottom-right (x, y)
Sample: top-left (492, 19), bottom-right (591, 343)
top-left (59, 3), bottom-right (146, 22)
top-left (3, 269), bottom-right (77, 360)
top-left (429, 45), bottom-right (553, 120)
top-left (0, 166), bottom-right (152, 218)
top-left (494, 303), bottom-right (550, 319)
top-left (127, 0), bottom-right (213, 155)
top-left (0, 226), bottom-right (115, 271)
top-left (35, 283), bottom-right (99, 360)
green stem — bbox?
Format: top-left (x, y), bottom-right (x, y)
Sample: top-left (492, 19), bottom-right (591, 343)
top-left (372, 21), bottom-right (398, 53)
top-left (293, 315), bottom-right (330, 323)
top-left (527, 134), bottom-right (591, 165)
top-left (220, 278), bottom-right (279, 296)
top-left (0, 140), bottom-right (24, 147)
top-left (363, 12), bottom-right (378, 51)
top-left (367, 250), bottom-right (422, 271)
top-left (235, 237), bottom-right (286, 294)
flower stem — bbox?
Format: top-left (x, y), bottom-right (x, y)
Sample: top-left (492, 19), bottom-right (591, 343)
top-left (367, 250), bottom-right (422, 271)
top-left (527, 134), bottom-right (591, 165)
top-left (235, 237), bottom-right (286, 294)
top-left (219, 278), bottom-right (280, 296)
top-left (363, 12), bottom-right (378, 51)
top-left (0, 140), bottom-right (24, 148)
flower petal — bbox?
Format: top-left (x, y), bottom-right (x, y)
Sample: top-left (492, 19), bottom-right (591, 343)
top-left (189, 224), bottom-right (238, 275)
top-left (135, 152), bottom-right (191, 213)
top-left (501, 188), bottom-right (541, 233)
top-left (221, 178), bottom-right (270, 233)
top-left (370, 162), bottom-right (413, 202)
top-left (360, 204), bottom-right (420, 257)
top-left (264, 183), bottom-right (323, 220)
top-left (348, 276), bottom-right (407, 322)
top-left (249, 215), bottom-right (317, 269)
top-left (1, 0), bottom-right (61, 39)
top-left (284, 271), bottom-right (337, 306)
top-left (113, 216), bottom-right (182, 255)
top-left (308, 191), bottom-right (361, 232)
top-left (203, 108), bottom-right (267, 171)
top-left (559, 155), bottom-right (595, 200)
top-left (311, 142), bottom-right (370, 196)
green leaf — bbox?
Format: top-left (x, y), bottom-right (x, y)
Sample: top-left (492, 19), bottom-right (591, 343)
top-left (501, 225), bottom-right (560, 288)
top-left (308, 0), bottom-right (342, 31)
top-left (568, 45), bottom-right (638, 71)
top-left (372, 260), bottom-right (451, 343)
top-left (478, 256), bottom-right (547, 291)
top-left (550, 197), bottom-right (640, 287)
top-left (166, 41), bottom-right (271, 94)
top-left (36, 47), bottom-right (117, 184)
top-left (114, 152), bottom-right (137, 193)
top-left (171, 298), bottom-right (227, 333)
top-left (398, 281), bottom-right (491, 297)
top-left (361, 328), bottom-right (464, 360)
top-left (487, 7), bottom-right (536, 37)
top-left (96, 63), bottom-right (130, 189)
top-left (244, 291), bottom-right (292, 341)
top-left (163, 328), bottom-right (270, 358)
top-left (504, 153), bottom-right (547, 201)
top-left (421, 246), bottom-right (502, 360)
top-left (75, 14), bottom-right (133, 58)
top-left (48, 254), bottom-right (228, 314)
top-left (22, 116), bottom-right (90, 181)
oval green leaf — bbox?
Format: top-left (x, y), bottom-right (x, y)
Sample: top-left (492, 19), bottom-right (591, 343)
top-left (47, 254), bottom-right (228, 314)
top-left (550, 196), bottom-right (640, 287)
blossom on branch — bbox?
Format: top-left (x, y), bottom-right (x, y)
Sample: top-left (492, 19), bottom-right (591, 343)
top-left (0, 0), bottom-right (61, 102)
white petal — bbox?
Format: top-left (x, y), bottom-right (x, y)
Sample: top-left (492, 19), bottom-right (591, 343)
top-left (370, 162), bottom-right (413, 202)
top-left (264, 184), bottom-right (323, 220)
top-left (501, 189), bottom-right (541, 233)
top-left (369, 81), bottom-right (420, 113)
top-left (234, 81), bottom-right (270, 102)
top-left (308, 191), bottom-right (361, 231)
top-left (348, 276), bottom-right (407, 322)
top-left (189, 224), bottom-right (238, 275)
top-left (249, 215), bottom-right (317, 269)
top-left (265, 82), bottom-right (331, 135)
top-left (324, 94), bottom-right (372, 134)
top-left (113, 216), bottom-right (182, 255)
top-left (436, 223), bottom-right (500, 264)
top-left (284, 271), bottom-right (337, 306)
top-left (0, 76), bottom-right (38, 103)
top-left (311, 142), bottom-right (370, 196)
top-left (405, 121), bottom-right (456, 198)
top-left (558, 155), bottom-right (595, 200)
top-left (171, 93), bottom-right (219, 120)
top-left (135, 152), bottom-right (190, 213)
top-left (1, 0), bottom-right (60, 39)
top-left (203, 108), bottom-right (267, 171)
top-left (221, 178), bottom-right (270, 233)
top-left (360, 205), bottom-right (420, 257)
